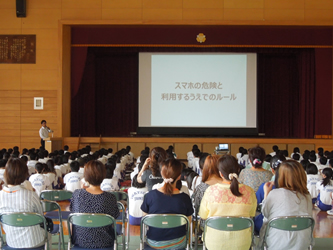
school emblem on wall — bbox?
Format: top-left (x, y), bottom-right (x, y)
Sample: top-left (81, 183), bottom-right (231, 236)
top-left (196, 33), bottom-right (206, 43)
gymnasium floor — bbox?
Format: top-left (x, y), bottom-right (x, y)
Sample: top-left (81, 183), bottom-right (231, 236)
top-left (57, 201), bottom-right (333, 250)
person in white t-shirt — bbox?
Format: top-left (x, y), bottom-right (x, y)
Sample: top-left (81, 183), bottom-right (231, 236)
top-left (0, 159), bottom-right (6, 186)
top-left (27, 153), bottom-right (38, 176)
top-left (29, 162), bottom-right (51, 197)
top-left (128, 174), bottom-right (147, 225)
top-left (54, 156), bottom-right (67, 176)
top-left (316, 167), bottom-right (333, 211)
top-left (306, 163), bottom-right (321, 205)
top-left (63, 161), bottom-right (83, 192)
top-left (46, 159), bottom-right (64, 189)
top-left (191, 149), bottom-right (201, 173)
top-left (100, 165), bottom-right (119, 192)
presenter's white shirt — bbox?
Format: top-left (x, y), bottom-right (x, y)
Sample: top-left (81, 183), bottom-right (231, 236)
top-left (63, 172), bottom-right (83, 192)
top-left (39, 126), bottom-right (51, 139)
top-left (29, 173), bottom-right (51, 197)
top-left (100, 177), bottom-right (119, 192)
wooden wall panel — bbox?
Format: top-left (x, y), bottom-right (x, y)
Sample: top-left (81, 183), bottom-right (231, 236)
top-left (264, 9), bottom-right (304, 21)
top-left (21, 49), bottom-right (59, 70)
top-left (100, 142), bottom-right (118, 152)
top-left (305, 0), bottom-right (333, 10)
top-left (224, 9), bottom-right (263, 20)
top-left (143, 0), bottom-right (183, 9)
top-left (62, 0), bottom-right (102, 9)
top-left (21, 70), bottom-right (59, 90)
top-left (21, 9), bottom-right (61, 29)
top-left (305, 10), bottom-right (333, 21)
top-left (183, 0), bottom-right (224, 9)
top-left (28, 0), bottom-right (61, 9)
top-left (183, 9), bottom-right (224, 20)
top-left (264, 0), bottom-right (304, 9)
top-left (0, 9), bottom-right (22, 29)
top-left (143, 9), bottom-right (182, 20)
top-left (102, 9), bottom-right (143, 20)
top-left (61, 9), bottom-right (102, 20)
top-left (174, 143), bottom-right (199, 159)
top-left (224, 0), bottom-right (263, 9)
top-left (146, 143), bottom-right (171, 151)
top-left (102, 0), bottom-right (142, 9)
top-left (0, 70), bottom-right (21, 89)
top-left (22, 29), bottom-right (58, 50)
top-left (0, 1), bottom-right (15, 8)
top-left (203, 143), bottom-right (219, 155)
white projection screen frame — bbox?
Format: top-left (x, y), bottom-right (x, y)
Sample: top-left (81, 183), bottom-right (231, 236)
top-left (138, 52), bottom-right (258, 136)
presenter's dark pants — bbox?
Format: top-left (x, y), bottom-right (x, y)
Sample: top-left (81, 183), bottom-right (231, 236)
top-left (41, 138), bottom-right (45, 150)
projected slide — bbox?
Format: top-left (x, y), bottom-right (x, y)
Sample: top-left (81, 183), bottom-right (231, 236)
top-left (139, 53), bottom-right (257, 135)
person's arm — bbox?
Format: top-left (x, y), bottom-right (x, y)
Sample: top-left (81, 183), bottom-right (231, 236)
top-left (137, 157), bottom-right (151, 183)
top-left (263, 181), bottom-right (274, 200)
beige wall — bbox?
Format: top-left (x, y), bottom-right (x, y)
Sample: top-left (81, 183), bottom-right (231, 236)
top-left (1, 0), bottom-right (333, 149)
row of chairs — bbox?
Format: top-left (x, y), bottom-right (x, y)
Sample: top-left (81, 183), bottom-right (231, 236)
top-left (0, 190), bottom-right (130, 250)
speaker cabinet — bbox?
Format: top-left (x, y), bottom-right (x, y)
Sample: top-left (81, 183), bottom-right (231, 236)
top-left (16, 0), bottom-right (26, 18)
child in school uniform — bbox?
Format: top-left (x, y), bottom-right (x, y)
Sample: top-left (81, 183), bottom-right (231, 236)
top-left (100, 165), bottom-right (120, 192)
top-left (316, 168), bottom-right (333, 211)
top-left (306, 163), bottom-right (321, 204)
top-left (127, 174), bottom-right (147, 225)
top-left (63, 161), bottom-right (83, 192)
top-left (29, 162), bottom-right (51, 196)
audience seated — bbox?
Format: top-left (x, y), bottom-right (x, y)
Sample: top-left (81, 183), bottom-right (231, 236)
top-left (239, 146), bottom-right (273, 192)
top-left (199, 154), bottom-right (256, 250)
top-left (29, 162), bottom-right (51, 196)
top-left (141, 158), bottom-right (193, 249)
top-left (306, 163), bottom-right (321, 205)
top-left (100, 164), bottom-right (119, 191)
top-left (128, 174), bottom-right (147, 225)
top-left (64, 161), bottom-right (83, 192)
top-left (137, 147), bottom-right (167, 191)
top-left (70, 160), bottom-right (119, 248)
top-left (258, 160), bottom-right (313, 250)
top-left (316, 167), bottom-right (333, 211)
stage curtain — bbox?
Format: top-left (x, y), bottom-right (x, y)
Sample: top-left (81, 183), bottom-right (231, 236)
top-left (71, 47), bottom-right (315, 138)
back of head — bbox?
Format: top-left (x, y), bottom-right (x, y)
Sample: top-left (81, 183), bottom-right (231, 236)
top-left (64, 145), bottom-right (69, 151)
top-left (249, 146), bottom-right (266, 168)
top-left (84, 160), bottom-right (106, 186)
top-left (192, 144), bottom-right (198, 150)
top-left (306, 163), bottom-right (318, 175)
top-left (46, 159), bottom-right (55, 173)
top-left (218, 155), bottom-right (242, 197)
top-left (264, 154), bottom-right (272, 163)
top-left (318, 147), bottom-right (324, 154)
top-left (54, 155), bottom-right (62, 165)
top-left (186, 171), bottom-right (199, 190)
top-left (309, 154), bottom-right (316, 162)
top-left (292, 153), bottom-right (300, 161)
top-left (132, 174), bottom-right (146, 188)
top-left (320, 156), bottom-right (328, 165)
top-left (150, 147), bottom-right (167, 176)
top-left (38, 151), bottom-right (44, 159)
top-left (321, 168), bottom-right (333, 187)
top-left (70, 161), bottom-right (80, 172)
top-left (293, 147), bottom-right (300, 154)
top-left (20, 155), bottom-right (28, 164)
top-left (160, 158), bottom-right (182, 196)
top-left (192, 149), bottom-right (201, 157)
top-left (199, 152), bottom-right (210, 170)
top-left (329, 159), bottom-right (333, 168)
top-left (4, 158), bottom-right (28, 185)
top-left (0, 159), bottom-right (6, 168)
top-left (105, 165), bottom-right (115, 179)
top-left (277, 160), bottom-right (309, 197)
top-left (270, 154), bottom-right (286, 171)
top-left (35, 162), bottom-right (44, 173)
top-left (300, 159), bottom-right (310, 171)
top-left (43, 150), bottom-right (49, 158)
top-left (202, 155), bottom-right (220, 183)
top-left (282, 150), bottom-right (288, 157)
top-left (273, 145), bottom-right (279, 152)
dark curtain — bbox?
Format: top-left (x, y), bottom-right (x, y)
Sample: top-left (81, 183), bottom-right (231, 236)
top-left (71, 47), bottom-right (315, 138)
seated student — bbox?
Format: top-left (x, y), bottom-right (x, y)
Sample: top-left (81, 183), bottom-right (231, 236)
top-left (291, 147), bottom-right (303, 161)
top-left (64, 145), bottom-right (69, 154)
top-left (269, 145), bottom-right (279, 157)
top-left (62, 155), bottom-right (71, 174)
top-left (318, 157), bottom-right (328, 173)
top-left (186, 171), bottom-right (199, 197)
top-left (187, 144), bottom-right (198, 169)
top-left (306, 163), bottom-right (321, 205)
top-left (191, 149), bottom-right (201, 174)
top-left (77, 157), bottom-right (85, 174)
top-left (141, 158), bottom-right (193, 249)
top-left (27, 152), bottom-right (38, 175)
top-left (64, 161), bottom-right (83, 192)
top-left (38, 151), bottom-right (46, 163)
top-left (131, 154), bottom-right (148, 181)
top-left (46, 159), bottom-right (64, 189)
top-left (292, 153), bottom-right (301, 162)
top-left (54, 156), bottom-right (67, 176)
top-left (100, 165), bottom-right (119, 192)
top-left (28, 163), bottom-right (51, 197)
top-left (316, 167), bottom-right (333, 211)
top-left (20, 148), bottom-right (30, 160)
top-left (0, 159), bottom-right (7, 182)
top-left (128, 174), bottom-right (147, 225)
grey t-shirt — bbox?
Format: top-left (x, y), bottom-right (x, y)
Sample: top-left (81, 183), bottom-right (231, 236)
top-left (141, 169), bottom-right (163, 191)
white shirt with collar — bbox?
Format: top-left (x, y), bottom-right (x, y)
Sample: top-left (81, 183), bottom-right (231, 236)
top-left (39, 126), bottom-right (51, 139)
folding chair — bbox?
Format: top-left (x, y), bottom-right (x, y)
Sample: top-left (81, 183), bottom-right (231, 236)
top-left (110, 191), bottom-right (129, 250)
top-left (263, 216), bottom-right (315, 250)
top-left (0, 212), bottom-right (49, 250)
top-left (202, 216), bottom-right (254, 250)
top-left (40, 190), bottom-right (73, 220)
top-left (140, 214), bottom-right (190, 250)
top-left (40, 200), bottom-right (65, 250)
top-left (67, 213), bottom-right (117, 250)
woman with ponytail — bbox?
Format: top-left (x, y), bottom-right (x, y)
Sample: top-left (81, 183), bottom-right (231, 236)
top-left (140, 158), bottom-right (193, 249)
top-left (239, 146), bottom-right (273, 192)
top-left (137, 147), bottom-right (167, 191)
top-left (199, 155), bottom-right (257, 250)
top-left (316, 167), bottom-right (333, 211)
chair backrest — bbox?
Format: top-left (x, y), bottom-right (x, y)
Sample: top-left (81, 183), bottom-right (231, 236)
top-left (67, 213), bottom-right (117, 249)
top-left (40, 200), bottom-right (61, 213)
top-left (40, 190), bottom-right (73, 201)
top-left (140, 214), bottom-right (190, 248)
top-left (264, 216), bottom-right (315, 248)
top-left (110, 191), bottom-right (128, 202)
top-left (203, 216), bottom-right (254, 250)
top-left (0, 212), bottom-right (49, 250)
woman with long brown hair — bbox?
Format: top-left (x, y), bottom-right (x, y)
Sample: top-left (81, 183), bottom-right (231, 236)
top-left (258, 160), bottom-right (313, 250)
top-left (141, 158), bottom-right (193, 249)
top-left (199, 155), bottom-right (256, 250)
top-left (137, 147), bottom-right (167, 191)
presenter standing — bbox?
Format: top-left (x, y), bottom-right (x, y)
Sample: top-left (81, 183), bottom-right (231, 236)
top-left (39, 120), bottom-right (53, 150)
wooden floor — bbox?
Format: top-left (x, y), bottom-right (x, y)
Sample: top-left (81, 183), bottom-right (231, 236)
top-left (59, 201), bottom-right (333, 238)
